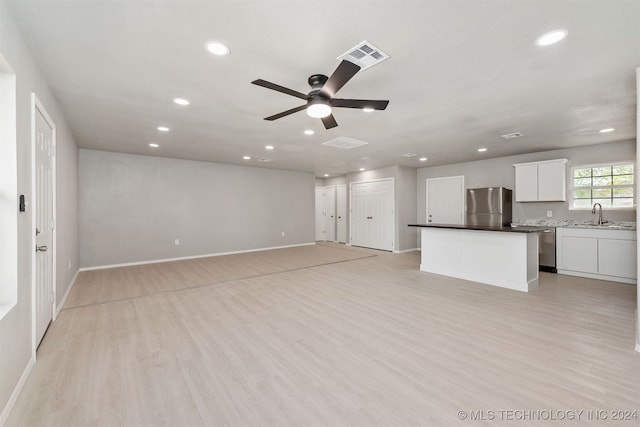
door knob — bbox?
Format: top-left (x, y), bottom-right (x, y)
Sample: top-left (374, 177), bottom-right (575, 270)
top-left (36, 245), bottom-right (48, 252)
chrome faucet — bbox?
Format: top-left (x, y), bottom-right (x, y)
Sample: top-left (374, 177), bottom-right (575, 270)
top-left (592, 203), bottom-right (607, 225)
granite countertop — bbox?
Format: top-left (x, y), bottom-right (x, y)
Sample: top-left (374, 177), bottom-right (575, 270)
top-left (512, 219), bottom-right (636, 231)
top-left (408, 224), bottom-right (553, 233)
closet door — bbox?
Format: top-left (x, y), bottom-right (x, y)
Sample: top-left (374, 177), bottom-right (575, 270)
top-left (349, 179), bottom-right (394, 251)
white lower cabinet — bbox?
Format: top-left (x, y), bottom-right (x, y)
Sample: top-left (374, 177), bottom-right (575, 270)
top-left (560, 236), bottom-right (598, 274)
top-left (557, 227), bottom-right (637, 284)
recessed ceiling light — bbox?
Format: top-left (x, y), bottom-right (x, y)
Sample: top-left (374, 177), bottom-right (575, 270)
top-left (419, 157), bottom-right (427, 161)
top-left (324, 174), bottom-right (329, 177)
top-left (173, 98), bottom-right (190, 106)
top-left (206, 41), bottom-right (230, 56)
top-left (242, 156), bottom-right (251, 160)
top-left (148, 143), bottom-right (159, 148)
top-left (304, 130), bottom-right (314, 135)
top-left (599, 128), bottom-right (615, 133)
top-left (362, 107), bottom-right (374, 113)
top-left (359, 168), bottom-right (366, 171)
top-left (265, 145), bottom-right (274, 150)
top-left (157, 126), bottom-right (170, 132)
top-left (535, 29), bottom-right (568, 46)
top-left (478, 148), bottom-right (488, 152)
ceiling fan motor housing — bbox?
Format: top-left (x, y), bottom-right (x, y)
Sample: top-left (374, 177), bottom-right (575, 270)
top-left (308, 74), bottom-right (329, 98)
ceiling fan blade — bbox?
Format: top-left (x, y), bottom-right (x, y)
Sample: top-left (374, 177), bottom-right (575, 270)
top-left (252, 79), bottom-right (308, 100)
top-left (330, 99), bottom-right (389, 110)
top-left (321, 114), bottom-right (338, 129)
top-left (264, 104), bottom-right (308, 121)
top-left (320, 60), bottom-right (361, 98)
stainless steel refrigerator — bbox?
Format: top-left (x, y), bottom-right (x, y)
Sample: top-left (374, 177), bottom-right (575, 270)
top-left (466, 187), bottom-right (512, 227)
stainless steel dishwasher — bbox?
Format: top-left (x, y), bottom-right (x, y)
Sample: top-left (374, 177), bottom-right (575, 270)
top-left (539, 228), bottom-right (556, 273)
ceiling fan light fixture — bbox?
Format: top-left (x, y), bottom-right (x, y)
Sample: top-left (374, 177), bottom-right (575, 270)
top-left (307, 103), bottom-right (332, 119)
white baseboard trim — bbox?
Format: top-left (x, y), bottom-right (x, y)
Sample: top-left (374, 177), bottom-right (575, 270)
top-left (0, 356), bottom-right (34, 427)
top-left (557, 269), bottom-right (637, 285)
top-left (393, 248), bottom-right (419, 254)
top-left (55, 269), bottom-right (79, 318)
top-left (79, 242), bottom-right (317, 272)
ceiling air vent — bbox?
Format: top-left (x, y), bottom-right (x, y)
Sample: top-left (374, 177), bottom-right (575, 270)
top-left (401, 153), bottom-right (417, 157)
top-left (256, 158), bottom-right (274, 162)
top-left (321, 137), bottom-right (369, 149)
top-left (337, 40), bottom-right (390, 71)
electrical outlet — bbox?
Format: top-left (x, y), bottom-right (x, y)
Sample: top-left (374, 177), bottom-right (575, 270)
top-left (281, 231), bottom-right (285, 237)
top-left (175, 239), bottom-right (180, 246)
top-left (547, 211), bottom-right (553, 217)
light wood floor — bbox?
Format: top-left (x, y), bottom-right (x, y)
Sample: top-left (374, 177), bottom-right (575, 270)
top-left (8, 243), bottom-right (640, 426)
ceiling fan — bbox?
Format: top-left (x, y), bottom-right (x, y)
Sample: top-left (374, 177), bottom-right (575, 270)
top-left (251, 60), bottom-right (389, 130)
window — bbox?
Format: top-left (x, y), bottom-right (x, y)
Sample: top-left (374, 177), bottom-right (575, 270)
top-left (0, 62), bottom-right (18, 320)
top-left (571, 163), bottom-right (635, 209)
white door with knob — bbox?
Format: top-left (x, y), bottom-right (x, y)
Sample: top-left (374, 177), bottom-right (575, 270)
top-left (315, 186), bottom-right (336, 242)
top-left (426, 176), bottom-right (464, 225)
top-left (336, 184), bottom-right (347, 243)
top-left (33, 94), bottom-right (56, 349)
top-left (324, 185), bottom-right (336, 241)
top-left (350, 178), bottom-right (394, 251)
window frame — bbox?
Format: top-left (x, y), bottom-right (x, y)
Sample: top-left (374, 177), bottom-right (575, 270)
top-left (568, 161), bottom-right (636, 210)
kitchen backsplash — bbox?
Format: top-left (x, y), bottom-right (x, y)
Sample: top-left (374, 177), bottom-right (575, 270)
top-left (512, 218), bottom-right (636, 230)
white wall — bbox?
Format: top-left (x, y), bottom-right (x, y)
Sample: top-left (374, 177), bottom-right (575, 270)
top-left (0, 1), bottom-right (79, 421)
top-left (417, 140), bottom-right (636, 224)
top-left (79, 150), bottom-right (315, 267)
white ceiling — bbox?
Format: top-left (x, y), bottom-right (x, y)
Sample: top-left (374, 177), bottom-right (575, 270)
top-left (8, 0), bottom-right (639, 177)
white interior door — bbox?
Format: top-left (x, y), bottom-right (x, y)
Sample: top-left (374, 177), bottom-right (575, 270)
top-left (336, 184), bottom-right (347, 243)
top-left (34, 99), bottom-right (55, 348)
top-left (426, 176), bottom-right (465, 225)
top-left (350, 179), bottom-right (394, 251)
top-left (370, 180), bottom-right (394, 251)
top-left (315, 187), bottom-right (325, 241)
top-left (324, 186), bottom-right (336, 241)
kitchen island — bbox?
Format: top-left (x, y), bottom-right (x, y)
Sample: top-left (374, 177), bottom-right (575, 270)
top-left (409, 224), bottom-right (551, 292)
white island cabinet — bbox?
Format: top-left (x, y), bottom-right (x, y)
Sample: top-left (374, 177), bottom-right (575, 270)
top-left (557, 227), bottom-right (637, 284)
top-left (410, 224), bottom-right (548, 292)
top-left (513, 158), bottom-right (567, 202)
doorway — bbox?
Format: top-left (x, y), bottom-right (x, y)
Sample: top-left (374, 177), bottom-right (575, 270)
top-left (350, 178), bottom-right (394, 251)
top-left (426, 176), bottom-right (464, 225)
top-left (32, 94), bottom-right (56, 353)
top-left (315, 186), bottom-right (336, 242)
top-left (336, 184), bottom-right (347, 243)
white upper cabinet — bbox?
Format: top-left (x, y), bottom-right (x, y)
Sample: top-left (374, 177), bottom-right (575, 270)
top-left (513, 158), bottom-right (567, 202)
